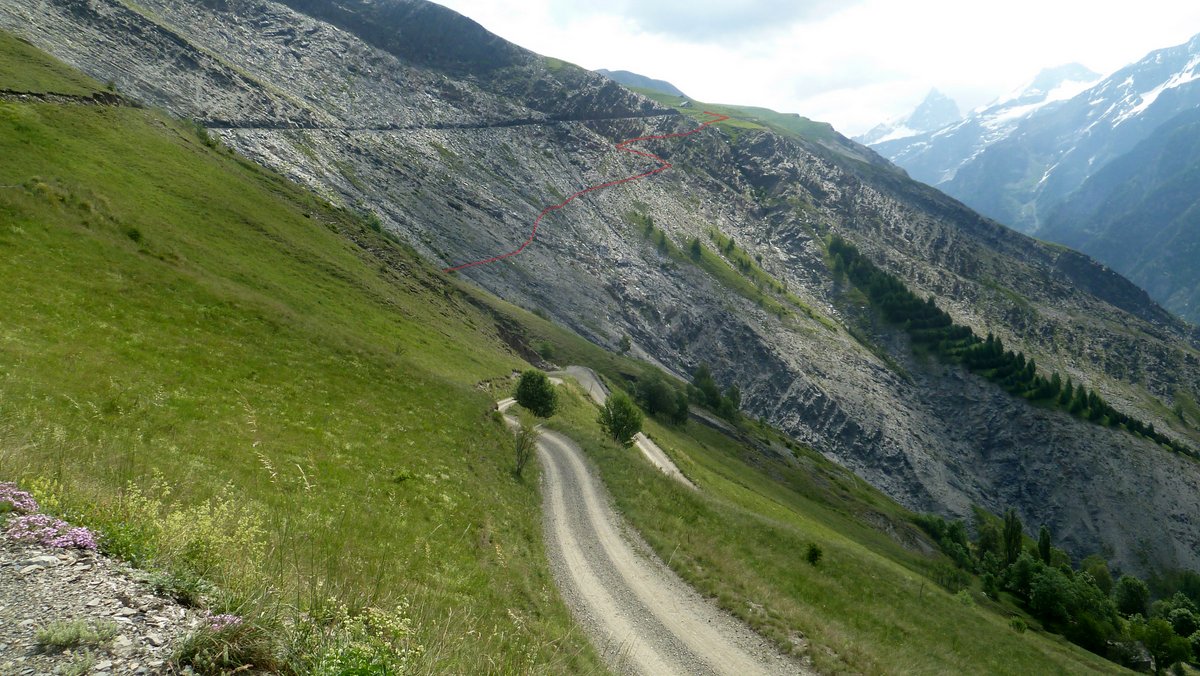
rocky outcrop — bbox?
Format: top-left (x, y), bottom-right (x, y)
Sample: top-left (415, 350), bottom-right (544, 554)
top-left (0, 535), bottom-right (203, 675)
top-left (5, 0), bottom-right (1199, 575)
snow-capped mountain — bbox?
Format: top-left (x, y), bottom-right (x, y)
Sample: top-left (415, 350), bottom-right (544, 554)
top-left (855, 88), bottom-right (960, 145)
top-left (866, 63), bottom-right (1099, 189)
top-left (865, 33), bottom-right (1200, 236)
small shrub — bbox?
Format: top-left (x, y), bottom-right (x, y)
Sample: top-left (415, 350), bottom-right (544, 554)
top-left (1009, 617), bottom-right (1027, 633)
top-left (515, 370), bottom-right (557, 418)
top-left (805, 542), bottom-right (823, 566)
top-left (598, 391), bottom-right (643, 447)
top-left (513, 413), bottom-right (538, 478)
top-left (311, 605), bottom-right (422, 675)
top-left (175, 616), bottom-right (279, 674)
top-left (955, 589), bottom-right (975, 607)
top-left (35, 619), bottom-right (119, 652)
top-left (149, 570), bottom-right (213, 607)
top-left (62, 652), bottom-right (97, 676)
top-left (125, 226), bottom-right (143, 243)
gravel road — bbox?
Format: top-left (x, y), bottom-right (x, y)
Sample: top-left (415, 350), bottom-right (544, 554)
top-left (504, 408), bottom-right (802, 674)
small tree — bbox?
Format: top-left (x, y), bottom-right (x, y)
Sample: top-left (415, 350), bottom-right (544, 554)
top-left (805, 542), bottom-right (823, 566)
top-left (1003, 508), bottom-right (1023, 566)
top-left (515, 370), bottom-right (557, 418)
top-left (689, 237), bottom-right (702, 260)
top-left (1038, 524), bottom-right (1052, 565)
top-left (1115, 574), bottom-right (1151, 618)
top-left (618, 335), bottom-right (632, 354)
top-left (1139, 618), bottom-right (1192, 675)
top-left (598, 391), bottom-right (643, 447)
top-left (513, 414), bottom-right (538, 478)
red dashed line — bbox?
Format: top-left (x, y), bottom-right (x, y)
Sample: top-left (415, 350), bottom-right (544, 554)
top-left (443, 111), bottom-right (729, 273)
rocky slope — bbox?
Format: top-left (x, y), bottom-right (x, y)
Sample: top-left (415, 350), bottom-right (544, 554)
top-left (5, 0), bottom-right (1200, 575)
top-left (0, 535), bottom-right (203, 675)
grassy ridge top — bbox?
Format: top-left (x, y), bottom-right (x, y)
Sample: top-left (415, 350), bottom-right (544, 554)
top-left (0, 32), bottom-right (103, 95)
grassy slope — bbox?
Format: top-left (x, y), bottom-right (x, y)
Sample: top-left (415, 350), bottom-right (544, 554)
top-left (629, 86), bottom-right (838, 144)
top-left (0, 32), bottom-right (104, 95)
top-left (0, 38), bottom-right (599, 673)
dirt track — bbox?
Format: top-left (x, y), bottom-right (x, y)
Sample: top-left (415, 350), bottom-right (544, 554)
top-left (500, 392), bottom-right (802, 674)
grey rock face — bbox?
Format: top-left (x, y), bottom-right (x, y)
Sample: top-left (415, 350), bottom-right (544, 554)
top-left (5, 0), bottom-right (1200, 575)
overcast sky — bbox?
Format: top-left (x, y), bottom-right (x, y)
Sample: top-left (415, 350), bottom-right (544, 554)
top-left (432, 0), bottom-right (1200, 136)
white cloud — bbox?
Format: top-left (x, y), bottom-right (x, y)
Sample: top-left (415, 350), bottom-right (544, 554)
top-left (433, 0), bottom-right (1200, 135)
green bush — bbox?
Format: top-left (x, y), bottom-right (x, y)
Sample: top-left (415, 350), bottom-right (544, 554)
top-left (512, 412), bottom-right (538, 478)
top-left (515, 370), bottom-right (557, 418)
top-left (597, 391), bottom-right (643, 447)
top-left (805, 542), bottom-right (823, 566)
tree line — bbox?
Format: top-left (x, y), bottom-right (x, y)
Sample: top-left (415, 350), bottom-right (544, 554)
top-left (917, 509), bottom-right (1200, 673)
top-left (827, 234), bottom-right (1195, 459)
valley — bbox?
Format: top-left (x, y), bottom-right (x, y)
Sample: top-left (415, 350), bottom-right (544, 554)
top-left (1, 1), bottom-right (1199, 673)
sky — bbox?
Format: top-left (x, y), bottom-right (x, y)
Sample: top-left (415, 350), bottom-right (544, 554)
top-left (432, 0), bottom-right (1200, 136)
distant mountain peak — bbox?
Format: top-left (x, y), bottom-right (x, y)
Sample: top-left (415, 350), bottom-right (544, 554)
top-left (596, 69), bottom-right (686, 98)
top-left (996, 63), bottom-right (1101, 107)
top-left (907, 88), bottom-right (961, 132)
top-left (855, 87), bottom-right (960, 145)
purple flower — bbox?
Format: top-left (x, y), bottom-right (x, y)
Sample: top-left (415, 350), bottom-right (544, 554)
top-left (206, 613), bottom-right (243, 631)
top-left (4, 513), bottom-right (98, 550)
top-left (0, 483), bottom-right (39, 514)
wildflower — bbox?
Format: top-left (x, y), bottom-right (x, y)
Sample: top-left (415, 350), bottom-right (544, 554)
top-left (0, 482), bottom-right (39, 514)
top-left (207, 613), bottom-right (243, 631)
top-left (4, 513), bottom-right (98, 550)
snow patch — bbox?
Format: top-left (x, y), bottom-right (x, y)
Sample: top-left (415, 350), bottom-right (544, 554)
top-left (1114, 56), bottom-right (1200, 125)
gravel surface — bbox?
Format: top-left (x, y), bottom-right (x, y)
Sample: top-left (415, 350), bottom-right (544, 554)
top-left (0, 534), bottom-right (203, 675)
top-left (536, 429), bottom-right (805, 675)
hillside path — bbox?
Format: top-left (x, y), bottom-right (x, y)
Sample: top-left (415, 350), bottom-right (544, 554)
top-left (556, 366), bottom-right (697, 490)
top-left (498, 396), bottom-right (801, 675)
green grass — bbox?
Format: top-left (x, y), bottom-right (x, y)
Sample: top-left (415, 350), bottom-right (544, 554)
top-left (0, 42), bottom-right (600, 670)
top-left (629, 86), bottom-right (837, 144)
top-left (547, 383), bottom-right (1127, 674)
top-left (0, 32), bottom-right (104, 95)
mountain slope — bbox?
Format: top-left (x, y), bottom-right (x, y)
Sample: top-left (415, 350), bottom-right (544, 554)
top-left (0, 48), bottom-right (602, 672)
top-left (7, 0), bottom-right (1200, 579)
top-left (0, 32), bottom-right (1136, 674)
top-left (1041, 106), bottom-right (1200, 324)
